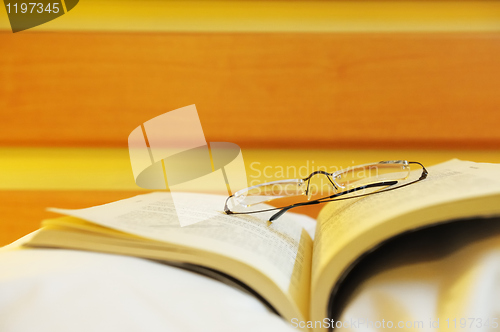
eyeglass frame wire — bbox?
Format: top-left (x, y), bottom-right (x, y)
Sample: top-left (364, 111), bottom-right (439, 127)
top-left (223, 161), bottom-right (428, 223)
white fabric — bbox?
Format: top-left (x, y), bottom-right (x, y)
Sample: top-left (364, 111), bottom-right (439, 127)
top-left (0, 249), bottom-right (297, 332)
top-left (339, 222), bottom-right (500, 331)
top-left (340, 252), bottom-right (500, 331)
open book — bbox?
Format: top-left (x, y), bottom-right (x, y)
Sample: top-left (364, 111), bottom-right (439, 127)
top-left (23, 159), bottom-right (500, 331)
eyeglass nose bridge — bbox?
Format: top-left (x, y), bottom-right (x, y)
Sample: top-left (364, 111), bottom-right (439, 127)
top-left (302, 170), bottom-right (339, 199)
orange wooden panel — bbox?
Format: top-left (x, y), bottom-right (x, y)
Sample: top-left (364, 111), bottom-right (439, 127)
top-left (0, 190), bottom-right (150, 246)
top-left (1, 31), bottom-right (500, 149)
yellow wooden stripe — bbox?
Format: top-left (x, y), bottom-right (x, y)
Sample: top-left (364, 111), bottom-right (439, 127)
top-left (0, 148), bottom-right (138, 190)
top-left (1, 1), bottom-right (500, 33)
top-left (1, 148), bottom-right (499, 190)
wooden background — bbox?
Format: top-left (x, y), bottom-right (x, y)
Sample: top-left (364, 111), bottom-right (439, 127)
top-left (1, 0), bottom-right (500, 245)
top-left (1, 31), bottom-right (500, 149)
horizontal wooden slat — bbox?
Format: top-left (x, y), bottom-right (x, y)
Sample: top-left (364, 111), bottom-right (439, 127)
top-left (4, 147), bottom-right (500, 190)
top-left (3, 147), bottom-right (500, 190)
top-left (1, 31), bottom-right (500, 149)
top-left (2, 1), bottom-right (500, 33)
top-left (0, 190), bottom-right (149, 246)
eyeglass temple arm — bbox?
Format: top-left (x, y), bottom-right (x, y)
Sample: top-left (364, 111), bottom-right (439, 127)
top-left (268, 180), bottom-right (398, 223)
top-left (270, 162), bottom-right (428, 222)
top-left (408, 161), bottom-right (428, 180)
top-left (224, 195), bottom-right (234, 214)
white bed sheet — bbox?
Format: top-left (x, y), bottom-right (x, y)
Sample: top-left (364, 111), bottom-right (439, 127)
top-left (0, 248), bottom-right (297, 332)
top-left (338, 219), bottom-right (500, 331)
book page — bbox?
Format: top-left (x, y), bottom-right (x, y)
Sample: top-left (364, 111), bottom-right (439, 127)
top-left (312, 159), bottom-right (500, 281)
top-left (48, 192), bottom-right (314, 301)
top-left (309, 159), bottom-right (500, 331)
